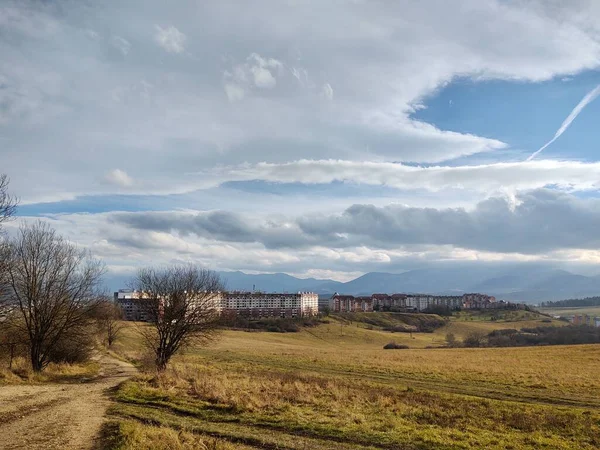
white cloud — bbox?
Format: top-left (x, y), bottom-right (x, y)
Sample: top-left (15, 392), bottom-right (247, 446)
top-left (0, 2), bottom-right (59, 38)
top-left (205, 159), bottom-right (600, 194)
top-left (223, 53), bottom-right (284, 96)
top-left (321, 83), bottom-right (333, 100)
top-left (291, 67), bottom-right (309, 86)
top-left (104, 169), bottom-right (134, 187)
top-left (224, 83), bottom-right (245, 102)
top-left (111, 36), bottom-right (131, 55)
top-left (251, 66), bottom-right (277, 88)
top-left (154, 25), bottom-right (186, 53)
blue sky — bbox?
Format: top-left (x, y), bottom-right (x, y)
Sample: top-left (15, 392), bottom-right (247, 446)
top-left (413, 73), bottom-right (600, 162)
top-left (3, 0), bottom-right (600, 282)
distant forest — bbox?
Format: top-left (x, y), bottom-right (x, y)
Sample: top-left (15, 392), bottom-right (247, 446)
top-left (540, 297), bottom-right (600, 308)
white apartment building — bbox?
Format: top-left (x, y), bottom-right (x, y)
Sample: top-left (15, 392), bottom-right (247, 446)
top-left (220, 291), bottom-right (319, 318)
top-left (405, 295), bottom-right (433, 311)
top-left (399, 294), bottom-right (463, 311)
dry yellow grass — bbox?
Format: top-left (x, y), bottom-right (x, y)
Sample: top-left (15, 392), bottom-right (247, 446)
top-left (104, 420), bottom-right (251, 450)
top-left (113, 355), bottom-right (600, 449)
top-left (0, 356), bottom-right (100, 384)
top-left (107, 316), bottom-right (600, 449)
top-left (192, 331), bottom-right (600, 403)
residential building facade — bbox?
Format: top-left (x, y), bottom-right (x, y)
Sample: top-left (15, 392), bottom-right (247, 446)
top-left (331, 292), bottom-right (501, 313)
top-left (570, 314), bottom-right (600, 327)
top-left (219, 291), bottom-right (318, 318)
top-left (114, 290), bottom-right (152, 321)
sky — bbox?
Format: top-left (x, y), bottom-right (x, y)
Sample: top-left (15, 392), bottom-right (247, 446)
top-left (2, 0), bottom-right (600, 284)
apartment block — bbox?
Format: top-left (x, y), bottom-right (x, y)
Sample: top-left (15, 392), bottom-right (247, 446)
top-left (220, 291), bottom-right (318, 318)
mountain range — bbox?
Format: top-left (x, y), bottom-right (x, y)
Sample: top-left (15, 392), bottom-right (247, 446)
top-left (105, 266), bottom-right (600, 303)
top-left (216, 267), bottom-right (600, 303)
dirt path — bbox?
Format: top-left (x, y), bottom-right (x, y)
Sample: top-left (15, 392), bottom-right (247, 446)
top-left (0, 354), bottom-right (137, 450)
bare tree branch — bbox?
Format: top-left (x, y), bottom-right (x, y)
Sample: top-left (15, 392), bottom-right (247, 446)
top-left (132, 265), bottom-right (223, 371)
top-left (0, 174), bottom-right (18, 229)
top-left (0, 174), bottom-right (17, 316)
top-left (94, 298), bottom-right (125, 347)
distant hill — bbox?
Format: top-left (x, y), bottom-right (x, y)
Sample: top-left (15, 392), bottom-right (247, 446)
top-left (339, 268), bottom-right (499, 296)
top-left (105, 266), bottom-right (600, 303)
top-left (217, 271), bottom-right (343, 293)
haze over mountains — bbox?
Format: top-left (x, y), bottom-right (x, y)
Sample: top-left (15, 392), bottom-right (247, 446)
top-left (105, 264), bottom-right (600, 303)
top-left (216, 267), bottom-right (600, 303)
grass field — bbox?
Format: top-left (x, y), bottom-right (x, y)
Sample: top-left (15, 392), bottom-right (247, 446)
top-left (105, 313), bottom-right (600, 450)
top-left (539, 306), bottom-right (600, 317)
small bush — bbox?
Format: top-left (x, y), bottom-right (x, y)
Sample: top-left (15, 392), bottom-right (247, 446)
top-left (445, 332), bottom-right (457, 347)
top-left (383, 342), bottom-right (409, 350)
top-left (47, 326), bottom-right (95, 364)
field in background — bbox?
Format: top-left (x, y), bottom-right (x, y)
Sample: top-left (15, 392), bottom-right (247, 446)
top-left (539, 306), bottom-right (600, 317)
top-left (101, 311), bottom-right (600, 449)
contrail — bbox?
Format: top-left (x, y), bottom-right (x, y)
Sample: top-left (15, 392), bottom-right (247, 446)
top-left (527, 84), bottom-right (600, 161)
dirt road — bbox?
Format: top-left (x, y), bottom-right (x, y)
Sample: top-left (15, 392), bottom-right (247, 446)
top-left (0, 354), bottom-right (136, 450)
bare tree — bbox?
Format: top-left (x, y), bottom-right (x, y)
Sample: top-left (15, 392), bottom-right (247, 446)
top-left (132, 265), bottom-right (223, 371)
top-left (0, 174), bottom-right (18, 230)
top-left (0, 174), bottom-right (17, 313)
top-left (95, 299), bottom-right (125, 347)
top-left (4, 221), bottom-right (105, 372)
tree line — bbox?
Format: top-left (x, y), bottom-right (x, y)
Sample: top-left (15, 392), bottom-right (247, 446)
top-left (540, 297), bottom-right (600, 308)
top-left (0, 174), bottom-right (223, 373)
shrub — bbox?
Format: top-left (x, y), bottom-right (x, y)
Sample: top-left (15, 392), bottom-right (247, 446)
top-left (383, 342), bottom-right (409, 350)
top-left (1, 319), bottom-right (95, 370)
top-left (463, 332), bottom-right (486, 348)
top-left (47, 328), bottom-right (95, 364)
top-left (445, 332), bottom-right (457, 347)
top-left (0, 322), bottom-right (29, 369)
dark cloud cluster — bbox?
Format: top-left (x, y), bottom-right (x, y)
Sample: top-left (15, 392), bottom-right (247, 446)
top-left (111, 189), bottom-right (600, 254)
top-left (111, 210), bottom-right (332, 249)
